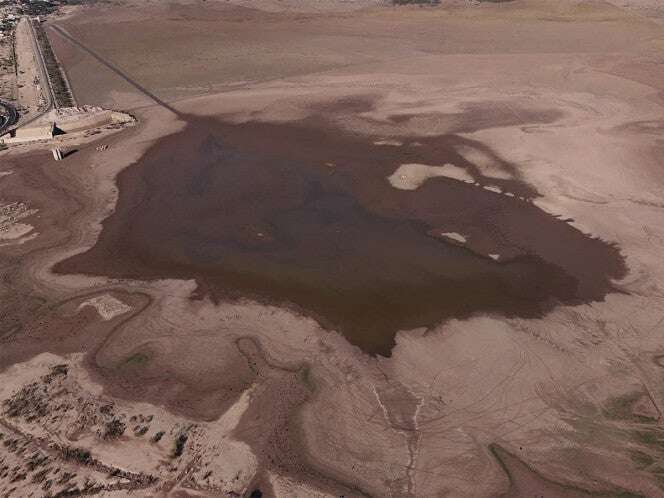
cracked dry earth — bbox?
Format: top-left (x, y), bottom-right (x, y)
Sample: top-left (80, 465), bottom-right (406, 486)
top-left (1, 0), bottom-right (664, 497)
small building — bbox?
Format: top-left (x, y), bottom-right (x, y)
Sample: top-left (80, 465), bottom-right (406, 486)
top-left (1, 122), bottom-right (54, 144)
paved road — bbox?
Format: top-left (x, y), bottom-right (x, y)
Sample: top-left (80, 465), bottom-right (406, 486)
top-left (0, 99), bottom-right (18, 136)
top-left (50, 24), bottom-right (182, 117)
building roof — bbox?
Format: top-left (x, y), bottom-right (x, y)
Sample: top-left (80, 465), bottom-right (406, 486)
top-left (13, 122), bottom-right (54, 139)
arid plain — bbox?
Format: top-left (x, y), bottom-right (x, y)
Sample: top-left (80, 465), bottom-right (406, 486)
top-left (2, 0), bottom-right (664, 496)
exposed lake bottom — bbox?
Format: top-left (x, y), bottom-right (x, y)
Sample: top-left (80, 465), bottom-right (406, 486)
top-left (55, 116), bottom-right (626, 355)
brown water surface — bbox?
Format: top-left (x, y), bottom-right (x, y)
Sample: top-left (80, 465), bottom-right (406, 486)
top-left (56, 114), bottom-right (626, 355)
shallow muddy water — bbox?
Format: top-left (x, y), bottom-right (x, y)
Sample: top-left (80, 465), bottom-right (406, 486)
top-left (56, 115), bottom-right (626, 355)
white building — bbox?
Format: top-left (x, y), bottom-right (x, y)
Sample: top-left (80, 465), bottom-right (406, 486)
top-left (1, 122), bottom-right (54, 143)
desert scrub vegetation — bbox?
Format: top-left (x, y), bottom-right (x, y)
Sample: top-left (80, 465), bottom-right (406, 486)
top-left (173, 432), bottom-right (188, 458)
top-left (61, 447), bottom-right (92, 465)
top-left (151, 430), bottom-right (165, 443)
top-left (102, 418), bottom-right (126, 440)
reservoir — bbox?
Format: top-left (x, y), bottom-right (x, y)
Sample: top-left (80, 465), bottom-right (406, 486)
top-left (56, 115), bottom-right (626, 355)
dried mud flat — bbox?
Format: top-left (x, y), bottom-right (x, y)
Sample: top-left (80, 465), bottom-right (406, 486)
top-left (2, 0), bottom-right (664, 497)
